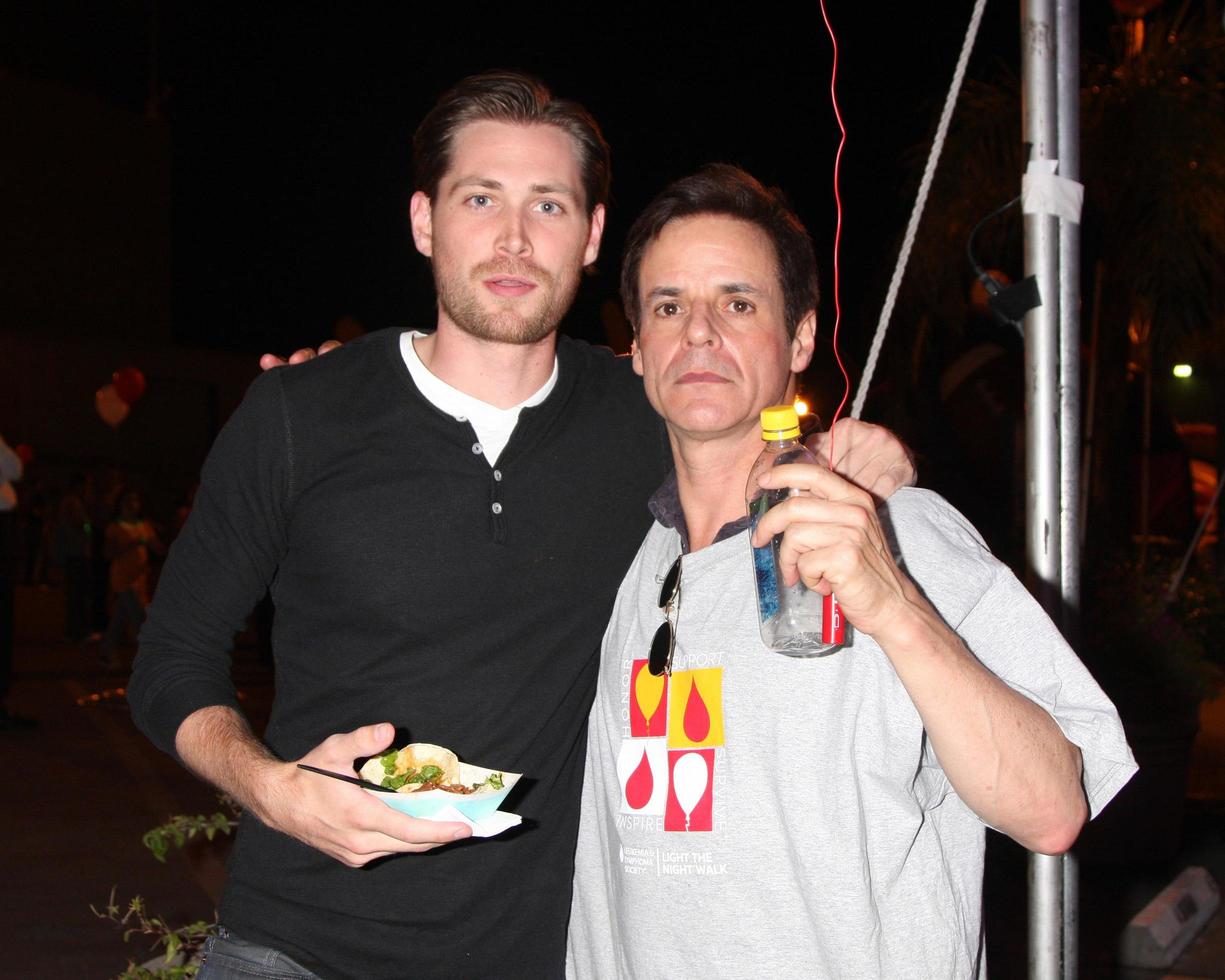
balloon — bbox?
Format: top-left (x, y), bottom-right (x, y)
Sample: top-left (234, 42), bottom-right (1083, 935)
top-left (14, 444), bottom-right (34, 464)
top-left (671, 752), bottom-right (709, 827)
top-left (113, 366), bottom-right (146, 405)
top-left (95, 384), bottom-right (130, 428)
top-left (634, 664), bottom-right (666, 733)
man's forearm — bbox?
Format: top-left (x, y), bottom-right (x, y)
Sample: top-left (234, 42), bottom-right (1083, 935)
top-left (175, 705), bottom-right (288, 826)
top-left (876, 598), bottom-right (1087, 854)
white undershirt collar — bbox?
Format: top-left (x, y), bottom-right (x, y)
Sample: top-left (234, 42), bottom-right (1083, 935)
top-left (399, 330), bottom-right (558, 466)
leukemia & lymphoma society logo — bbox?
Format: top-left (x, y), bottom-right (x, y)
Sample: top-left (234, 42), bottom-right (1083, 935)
top-left (617, 844), bottom-right (729, 876)
top-left (618, 663), bottom-right (723, 833)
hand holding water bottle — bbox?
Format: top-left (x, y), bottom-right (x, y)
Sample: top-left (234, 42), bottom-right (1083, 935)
top-left (746, 405), bottom-right (847, 656)
top-left (750, 459), bottom-right (920, 645)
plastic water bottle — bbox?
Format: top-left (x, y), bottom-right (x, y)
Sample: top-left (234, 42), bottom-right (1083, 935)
top-left (746, 404), bottom-right (847, 656)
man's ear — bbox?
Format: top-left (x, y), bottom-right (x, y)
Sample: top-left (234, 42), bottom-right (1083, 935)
top-left (630, 336), bottom-right (643, 377)
top-left (409, 191), bottom-right (434, 257)
top-left (584, 203), bottom-right (606, 267)
top-left (790, 311), bottom-right (817, 373)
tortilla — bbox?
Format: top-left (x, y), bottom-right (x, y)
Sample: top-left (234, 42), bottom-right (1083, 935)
top-left (359, 742), bottom-right (461, 793)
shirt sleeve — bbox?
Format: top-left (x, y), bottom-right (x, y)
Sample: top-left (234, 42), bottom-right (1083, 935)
top-left (889, 490), bottom-right (1138, 821)
top-left (956, 561), bottom-right (1139, 819)
top-left (128, 370), bottom-right (294, 757)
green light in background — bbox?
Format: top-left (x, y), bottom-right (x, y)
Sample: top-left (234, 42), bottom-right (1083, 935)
top-left (1173, 364), bottom-right (1193, 378)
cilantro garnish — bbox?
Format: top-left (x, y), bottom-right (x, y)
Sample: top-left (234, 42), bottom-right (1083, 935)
top-left (469, 772), bottom-right (505, 791)
top-left (410, 765), bottom-right (443, 784)
top-left (382, 772), bottom-right (412, 791)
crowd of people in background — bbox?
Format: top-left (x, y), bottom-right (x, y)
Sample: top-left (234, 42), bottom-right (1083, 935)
top-left (0, 446), bottom-right (191, 688)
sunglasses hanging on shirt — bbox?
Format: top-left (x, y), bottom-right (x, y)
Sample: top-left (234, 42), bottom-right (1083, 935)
top-left (648, 554), bottom-right (682, 677)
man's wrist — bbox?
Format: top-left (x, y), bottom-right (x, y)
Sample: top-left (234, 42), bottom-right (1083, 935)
top-left (242, 756), bottom-right (294, 828)
top-left (870, 591), bottom-right (944, 662)
top-left (175, 705), bottom-right (285, 824)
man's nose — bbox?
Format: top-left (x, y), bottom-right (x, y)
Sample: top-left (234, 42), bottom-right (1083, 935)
top-left (495, 209), bottom-right (531, 258)
top-left (683, 301), bottom-right (722, 347)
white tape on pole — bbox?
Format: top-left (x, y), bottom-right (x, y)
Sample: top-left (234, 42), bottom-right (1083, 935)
top-left (1021, 159), bottom-right (1084, 223)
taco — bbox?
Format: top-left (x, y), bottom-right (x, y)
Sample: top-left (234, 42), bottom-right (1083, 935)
top-left (359, 743), bottom-right (506, 795)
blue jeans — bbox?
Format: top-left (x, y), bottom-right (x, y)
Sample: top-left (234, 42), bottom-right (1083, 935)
top-left (198, 927), bottom-right (322, 979)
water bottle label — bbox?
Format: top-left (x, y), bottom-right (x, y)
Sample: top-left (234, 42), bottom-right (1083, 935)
top-left (821, 594), bottom-right (844, 644)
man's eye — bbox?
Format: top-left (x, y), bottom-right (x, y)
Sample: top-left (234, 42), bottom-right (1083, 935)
top-left (535, 200), bottom-right (563, 215)
top-left (655, 302), bottom-right (681, 317)
top-left (728, 299), bottom-right (754, 314)
top-left (468, 194), bottom-right (492, 208)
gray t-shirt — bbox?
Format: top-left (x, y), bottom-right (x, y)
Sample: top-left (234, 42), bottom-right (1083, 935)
top-left (568, 488), bottom-right (1135, 979)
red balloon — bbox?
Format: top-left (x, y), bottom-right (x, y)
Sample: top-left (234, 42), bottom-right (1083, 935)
top-left (113, 366), bottom-right (146, 405)
top-left (14, 443), bottom-right (34, 464)
top-left (96, 384), bottom-right (130, 429)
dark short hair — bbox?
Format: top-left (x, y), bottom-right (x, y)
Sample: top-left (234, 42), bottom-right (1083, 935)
top-left (620, 164), bottom-right (819, 338)
top-left (412, 70), bottom-right (611, 211)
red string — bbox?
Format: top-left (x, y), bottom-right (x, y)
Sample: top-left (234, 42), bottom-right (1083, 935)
top-left (819, 0), bottom-right (852, 469)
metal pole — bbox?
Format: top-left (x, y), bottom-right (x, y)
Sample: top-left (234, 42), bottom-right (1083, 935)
top-left (1056, 0), bottom-right (1081, 646)
top-left (1055, 0), bottom-right (1081, 975)
top-left (1022, 0), bottom-right (1066, 977)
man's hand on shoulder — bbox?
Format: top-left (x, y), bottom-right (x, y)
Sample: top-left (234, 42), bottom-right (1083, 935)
top-left (259, 340), bottom-right (343, 372)
top-left (176, 708), bottom-right (471, 867)
top-left (807, 418), bottom-right (915, 504)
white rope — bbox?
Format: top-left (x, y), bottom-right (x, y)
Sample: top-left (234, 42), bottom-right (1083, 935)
top-left (850, 0), bottom-right (990, 419)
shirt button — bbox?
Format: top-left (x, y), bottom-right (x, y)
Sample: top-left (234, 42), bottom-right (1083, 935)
top-left (493, 469), bottom-right (503, 481)
top-left (491, 502), bottom-right (503, 515)
top-left (472, 442), bottom-right (483, 455)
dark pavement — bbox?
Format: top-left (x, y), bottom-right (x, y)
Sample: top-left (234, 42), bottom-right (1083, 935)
top-left (2, 585), bottom-right (262, 978)
top-left (2, 582), bottom-right (1223, 979)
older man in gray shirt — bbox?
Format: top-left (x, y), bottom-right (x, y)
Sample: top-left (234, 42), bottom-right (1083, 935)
top-left (568, 166), bottom-right (1135, 979)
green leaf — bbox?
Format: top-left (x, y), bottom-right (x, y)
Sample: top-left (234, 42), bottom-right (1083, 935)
top-left (411, 765), bottom-right (442, 783)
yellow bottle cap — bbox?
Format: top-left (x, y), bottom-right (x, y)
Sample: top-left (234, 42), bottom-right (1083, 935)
top-left (760, 405), bottom-right (801, 440)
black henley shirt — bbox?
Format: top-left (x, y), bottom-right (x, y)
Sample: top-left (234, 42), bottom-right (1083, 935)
top-left (128, 328), bottom-right (671, 979)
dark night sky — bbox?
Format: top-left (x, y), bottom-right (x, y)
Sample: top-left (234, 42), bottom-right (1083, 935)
top-left (5, 3), bottom-right (1116, 360)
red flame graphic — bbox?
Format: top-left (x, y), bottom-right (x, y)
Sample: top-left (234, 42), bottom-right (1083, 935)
top-left (624, 748), bottom-right (654, 810)
top-left (683, 677), bottom-right (711, 743)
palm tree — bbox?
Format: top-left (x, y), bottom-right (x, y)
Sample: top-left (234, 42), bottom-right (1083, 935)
top-left (1084, 3), bottom-right (1225, 554)
top-left (872, 2), bottom-right (1224, 557)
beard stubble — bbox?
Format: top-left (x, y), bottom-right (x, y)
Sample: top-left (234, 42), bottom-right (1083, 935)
top-left (435, 258), bottom-right (582, 345)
